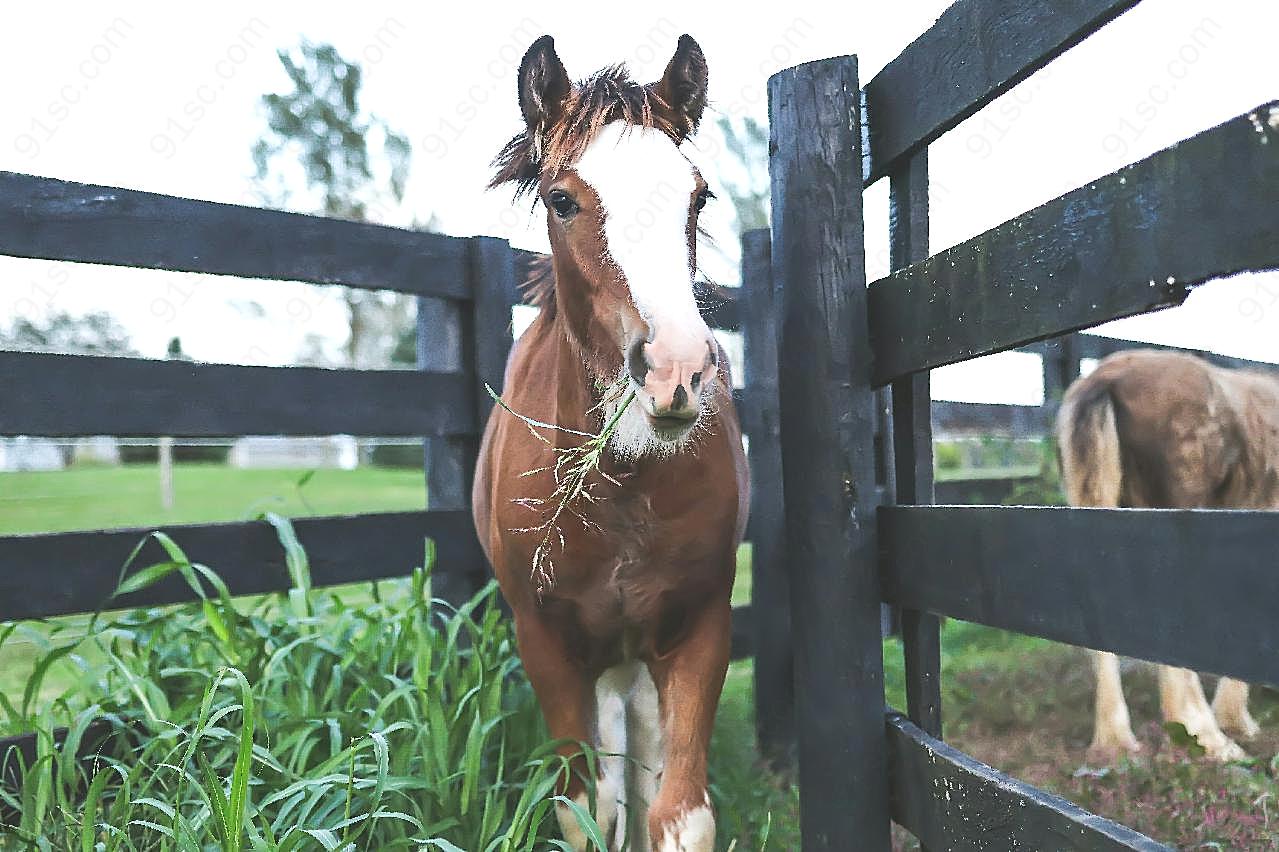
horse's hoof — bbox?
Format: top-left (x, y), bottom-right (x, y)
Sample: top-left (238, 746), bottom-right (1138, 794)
top-left (1218, 712), bottom-right (1261, 741)
top-left (1202, 736), bottom-right (1249, 763)
top-left (1085, 737), bottom-right (1142, 767)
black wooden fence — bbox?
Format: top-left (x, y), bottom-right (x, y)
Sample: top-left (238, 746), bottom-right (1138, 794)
top-left (0, 171), bottom-right (756, 774)
top-left (3, 1), bottom-right (1278, 845)
top-left (762, 0), bottom-right (1279, 847)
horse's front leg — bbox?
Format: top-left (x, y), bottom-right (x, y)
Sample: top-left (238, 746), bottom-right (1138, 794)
top-left (512, 612), bottom-right (611, 849)
top-left (645, 594), bottom-right (731, 851)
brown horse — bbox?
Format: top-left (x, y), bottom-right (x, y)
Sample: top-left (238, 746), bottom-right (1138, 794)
top-left (1057, 348), bottom-right (1279, 764)
top-left (473, 35), bottom-right (748, 850)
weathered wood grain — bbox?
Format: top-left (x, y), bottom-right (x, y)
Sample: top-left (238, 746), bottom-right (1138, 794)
top-left (887, 712), bottom-right (1168, 850)
top-left (863, 0), bottom-right (1140, 182)
top-left (740, 228), bottom-right (794, 769)
top-left (0, 511), bottom-right (477, 623)
top-left (888, 151), bottom-right (943, 749)
top-left (869, 104), bottom-right (1279, 384)
top-left (0, 172), bottom-right (469, 297)
top-left (881, 505), bottom-right (1279, 685)
top-left (770, 56), bottom-right (890, 850)
top-left (0, 351), bottom-right (472, 437)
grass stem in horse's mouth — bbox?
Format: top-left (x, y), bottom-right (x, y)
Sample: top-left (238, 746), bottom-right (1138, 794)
top-left (485, 382), bottom-right (636, 599)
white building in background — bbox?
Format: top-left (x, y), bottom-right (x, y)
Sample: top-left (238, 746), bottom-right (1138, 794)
top-left (229, 436), bottom-right (359, 470)
top-left (0, 437), bottom-right (65, 471)
top-left (71, 436), bottom-right (121, 466)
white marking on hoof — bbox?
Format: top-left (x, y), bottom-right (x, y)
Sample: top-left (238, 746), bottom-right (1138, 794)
top-left (658, 799), bottom-right (715, 852)
top-left (628, 665), bottom-right (664, 851)
top-left (1197, 728), bottom-right (1249, 763)
top-left (555, 791), bottom-right (592, 852)
top-left (1213, 678), bottom-right (1260, 740)
top-left (595, 664), bottom-right (632, 848)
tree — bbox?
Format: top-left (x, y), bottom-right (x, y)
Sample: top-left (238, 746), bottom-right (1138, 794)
top-left (0, 311), bottom-right (135, 355)
top-left (252, 41), bottom-right (415, 369)
top-left (714, 116), bottom-right (770, 233)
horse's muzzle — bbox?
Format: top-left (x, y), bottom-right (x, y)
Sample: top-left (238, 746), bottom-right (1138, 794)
top-left (626, 329), bottom-right (718, 438)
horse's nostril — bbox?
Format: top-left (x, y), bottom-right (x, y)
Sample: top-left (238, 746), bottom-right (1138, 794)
top-left (671, 384), bottom-right (688, 411)
top-left (690, 371), bottom-right (702, 392)
top-left (627, 339), bottom-right (650, 385)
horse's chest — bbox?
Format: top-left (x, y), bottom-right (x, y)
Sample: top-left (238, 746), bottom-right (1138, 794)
top-left (564, 492), bottom-right (708, 641)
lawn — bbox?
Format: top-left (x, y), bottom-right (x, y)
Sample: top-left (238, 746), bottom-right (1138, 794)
top-left (3, 463), bottom-right (1277, 848)
top-left (0, 463), bottom-right (425, 535)
top-left (0, 463), bottom-right (427, 722)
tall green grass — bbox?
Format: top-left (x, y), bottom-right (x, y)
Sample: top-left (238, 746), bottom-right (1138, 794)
top-left (0, 517), bottom-right (599, 850)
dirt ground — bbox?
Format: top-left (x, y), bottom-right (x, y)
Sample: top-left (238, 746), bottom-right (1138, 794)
top-left (894, 642), bottom-right (1279, 850)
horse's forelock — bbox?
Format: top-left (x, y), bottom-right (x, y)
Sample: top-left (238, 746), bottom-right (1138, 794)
top-left (489, 65), bottom-right (684, 199)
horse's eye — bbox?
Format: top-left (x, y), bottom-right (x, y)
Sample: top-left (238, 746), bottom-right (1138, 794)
top-left (694, 188), bottom-right (713, 212)
top-left (548, 190), bottom-right (579, 219)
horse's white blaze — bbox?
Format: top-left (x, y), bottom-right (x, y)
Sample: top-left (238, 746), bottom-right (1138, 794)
top-left (657, 796), bottom-right (715, 852)
top-left (574, 121), bottom-right (703, 340)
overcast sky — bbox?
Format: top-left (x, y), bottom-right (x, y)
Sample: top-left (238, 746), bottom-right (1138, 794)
top-left (2, 0), bottom-right (1276, 403)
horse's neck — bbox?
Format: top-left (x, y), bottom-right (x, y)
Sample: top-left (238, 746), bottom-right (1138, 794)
top-left (523, 309), bottom-right (603, 442)
top-left (529, 265), bottom-right (621, 436)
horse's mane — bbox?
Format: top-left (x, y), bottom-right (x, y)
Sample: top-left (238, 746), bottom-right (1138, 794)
top-left (489, 64), bottom-right (685, 200)
top-left (521, 254), bottom-right (556, 314)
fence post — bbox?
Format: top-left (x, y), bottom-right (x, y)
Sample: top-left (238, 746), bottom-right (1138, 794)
top-left (417, 293), bottom-right (476, 610)
top-left (889, 152), bottom-right (943, 750)
top-left (417, 236), bottom-right (517, 610)
top-left (1041, 334), bottom-right (1080, 406)
top-left (769, 56), bottom-right (890, 850)
top-left (468, 236), bottom-right (519, 423)
top-left (741, 228), bottom-right (795, 772)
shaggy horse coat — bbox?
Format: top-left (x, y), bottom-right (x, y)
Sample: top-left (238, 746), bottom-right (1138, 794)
top-left (473, 35), bottom-right (748, 851)
top-left (1058, 349), bottom-right (1279, 763)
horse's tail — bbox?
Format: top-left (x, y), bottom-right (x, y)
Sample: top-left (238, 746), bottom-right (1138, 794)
top-left (1056, 377), bottom-right (1123, 508)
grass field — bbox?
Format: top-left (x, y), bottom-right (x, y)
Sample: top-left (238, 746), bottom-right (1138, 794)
top-left (0, 463), bottom-right (425, 535)
top-left (0, 464), bottom-right (427, 725)
top-left (0, 460), bottom-right (1031, 538)
top-left (3, 463), bottom-right (1277, 847)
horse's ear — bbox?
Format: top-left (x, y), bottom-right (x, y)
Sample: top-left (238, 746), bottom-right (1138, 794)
top-left (518, 35), bottom-right (571, 139)
top-left (656, 35), bottom-right (708, 137)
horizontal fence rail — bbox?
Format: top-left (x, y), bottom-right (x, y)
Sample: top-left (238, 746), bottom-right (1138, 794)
top-left (0, 351), bottom-right (475, 437)
top-left (0, 511), bottom-right (478, 623)
top-left (935, 335), bottom-right (1279, 438)
top-left (862, 0), bottom-right (1140, 182)
top-left (0, 507), bottom-right (758, 651)
top-left (931, 401), bottom-right (1045, 436)
top-left (868, 103), bottom-right (1279, 385)
top-left (0, 172), bottom-right (470, 298)
top-left (887, 713), bottom-right (1167, 850)
top-left (880, 505), bottom-right (1279, 686)
top-left (1024, 334), bottom-right (1279, 374)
